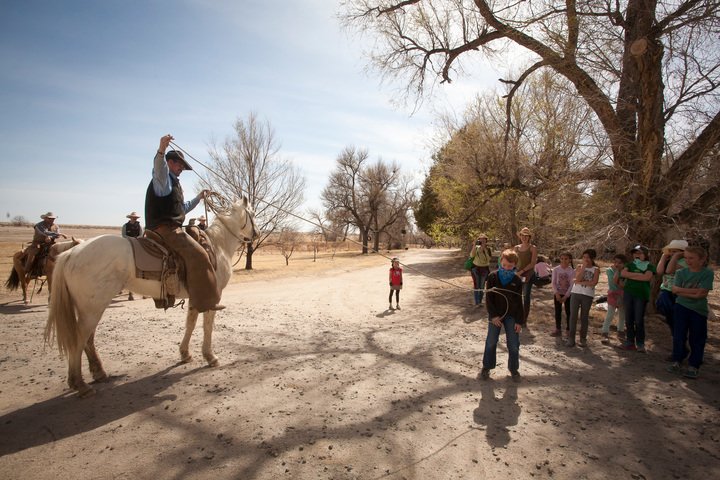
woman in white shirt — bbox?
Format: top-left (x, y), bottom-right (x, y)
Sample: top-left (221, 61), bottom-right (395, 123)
top-left (566, 249), bottom-right (600, 347)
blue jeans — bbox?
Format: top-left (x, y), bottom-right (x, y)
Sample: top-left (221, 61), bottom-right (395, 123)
top-left (482, 315), bottom-right (520, 373)
top-left (672, 303), bottom-right (708, 368)
top-left (624, 292), bottom-right (647, 347)
top-left (655, 290), bottom-right (676, 334)
top-left (521, 273), bottom-right (534, 321)
top-left (470, 266), bottom-right (490, 304)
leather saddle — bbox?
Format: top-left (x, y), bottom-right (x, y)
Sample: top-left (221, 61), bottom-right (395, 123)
top-left (127, 227), bottom-right (217, 310)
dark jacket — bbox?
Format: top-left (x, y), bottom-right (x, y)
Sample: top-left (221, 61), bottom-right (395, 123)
top-left (145, 175), bottom-right (185, 229)
top-left (486, 271), bottom-right (526, 325)
top-left (124, 221), bottom-right (142, 238)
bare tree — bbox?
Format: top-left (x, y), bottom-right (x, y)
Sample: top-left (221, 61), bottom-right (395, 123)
top-left (343, 0), bottom-right (720, 250)
top-left (321, 146), bottom-right (416, 254)
top-left (278, 227), bottom-right (301, 266)
top-left (204, 112), bottom-right (305, 269)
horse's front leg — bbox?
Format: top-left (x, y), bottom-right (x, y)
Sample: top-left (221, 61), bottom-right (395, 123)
top-left (84, 332), bottom-right (108, 382)
top-left (202, 311), bottom-right (219, 367)
top-left (179, 308), bottom-right (200, 363)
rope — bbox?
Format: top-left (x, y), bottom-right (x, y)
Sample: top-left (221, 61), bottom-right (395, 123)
top-left (167, 140), bottom-right (525, 318)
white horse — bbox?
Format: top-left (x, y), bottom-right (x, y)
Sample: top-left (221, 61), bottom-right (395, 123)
top-left (45, 198), bottom-right (257, 398)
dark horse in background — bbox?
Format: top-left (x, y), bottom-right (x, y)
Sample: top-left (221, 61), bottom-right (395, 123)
top-left (5, 238), bottom-right (82, 304)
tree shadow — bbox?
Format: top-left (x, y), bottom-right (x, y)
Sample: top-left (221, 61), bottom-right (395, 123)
top-left (0, 362), bottom-right (203, 456)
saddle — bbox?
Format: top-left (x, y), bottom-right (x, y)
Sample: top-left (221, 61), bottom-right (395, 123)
top-left (24, 243), bottom-right (51, 279)
top-left (128, 227), bottom-right (217, 310)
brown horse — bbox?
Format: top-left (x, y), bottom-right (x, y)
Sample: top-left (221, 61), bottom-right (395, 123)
top-left (5, 238), bottom-right (82, 303)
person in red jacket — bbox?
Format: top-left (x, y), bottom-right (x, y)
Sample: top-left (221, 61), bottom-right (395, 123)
top-left (389, 257), bottom-right (403, 310)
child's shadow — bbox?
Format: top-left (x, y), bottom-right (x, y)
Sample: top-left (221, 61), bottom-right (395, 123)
top-left (472, 381), bottom-right (521, 448)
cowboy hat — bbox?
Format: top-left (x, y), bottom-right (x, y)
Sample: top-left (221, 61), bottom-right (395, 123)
top-left (662, 239), bottom-right (688, 254)
top-left (165, 150), bottom-right (193, 170)
top-left (126, 211), bottom-right (141, 219)
top-left (477, 233), bottom-right (488, 239)
top-left (40, 212), bottom-right (57, 219)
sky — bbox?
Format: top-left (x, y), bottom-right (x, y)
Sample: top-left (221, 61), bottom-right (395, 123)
top-left (0, 0), bottom-right (498, 228)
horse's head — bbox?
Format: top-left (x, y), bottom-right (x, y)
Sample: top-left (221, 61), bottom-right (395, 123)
top-left (219, 196), bottom-right (258, 242)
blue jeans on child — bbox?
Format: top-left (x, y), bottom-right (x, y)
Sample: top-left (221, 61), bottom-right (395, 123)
top-left (672, 303), bottom-right (708, 368)
top-left (470, 266), bottom-right (489, 305)
top-left (656, 290), bottom-right (677, 334)
top-left (521, 273), bottom-right (534, 321)
top-left (482, 315), bottom-right (520, 373)
top-left (624, 293), bottom-right (647, 347)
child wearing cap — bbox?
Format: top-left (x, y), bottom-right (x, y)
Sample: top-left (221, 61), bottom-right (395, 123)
top-left (618, 245), bottom-right (656, 352)
top-left (656, 239), bottom-right (689, 358)
top-left (667, 246), bottom-right (714, 379)
top-left (388, 258), bottom-right (403, 310)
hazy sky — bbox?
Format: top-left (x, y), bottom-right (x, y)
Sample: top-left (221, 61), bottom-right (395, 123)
top-left (0, 0), bottom-right (497, 227)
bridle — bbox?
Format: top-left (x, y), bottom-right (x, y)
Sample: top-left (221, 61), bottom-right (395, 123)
top-left (204, 192), bottom-right (257, 244)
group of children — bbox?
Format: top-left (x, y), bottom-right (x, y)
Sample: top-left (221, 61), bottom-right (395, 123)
top-left (476, 240), bottom-right (714, 382)
top-left (388, 237), bottom-right (713, 381)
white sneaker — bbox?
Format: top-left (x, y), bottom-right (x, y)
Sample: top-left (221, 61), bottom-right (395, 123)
top-left (389, 304), bottom-right (394, 310)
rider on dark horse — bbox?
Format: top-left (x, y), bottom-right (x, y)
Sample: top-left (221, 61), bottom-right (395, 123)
top-left (23, 211), bottom-right (66, 280)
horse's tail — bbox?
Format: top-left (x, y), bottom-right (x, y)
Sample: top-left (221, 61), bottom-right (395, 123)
top-left (45, 251), bottom-right (79, 358)
top-left (5, 268), bottom-right (19, 291)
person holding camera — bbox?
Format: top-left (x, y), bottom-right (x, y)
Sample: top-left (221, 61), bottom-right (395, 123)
top-left (468, 234), bottom-right (493, 306)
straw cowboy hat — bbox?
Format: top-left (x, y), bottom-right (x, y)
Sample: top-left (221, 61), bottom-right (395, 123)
top-left (40, 212), bottom-right (57, 219)
top-left (662, 239), bottom-right (688, 254)
top-left (477, 233), bottom-right (488, 240)
top-left (126, 211), bottom-right (141, 219)
top-left (518, 227), bottom-right (532, 237)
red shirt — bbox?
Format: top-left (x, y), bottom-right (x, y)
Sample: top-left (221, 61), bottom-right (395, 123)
top-left (389, 267), bottom-right (403, 286)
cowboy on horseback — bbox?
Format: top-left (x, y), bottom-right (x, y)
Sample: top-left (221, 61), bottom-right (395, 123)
top-left (23, 211), bottom-right (67, 281)
top-left (145, 134), bottom-right (225, 312)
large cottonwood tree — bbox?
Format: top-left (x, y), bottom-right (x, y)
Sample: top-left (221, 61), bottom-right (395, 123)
top-left (343, 0), bottom-right (720, 250)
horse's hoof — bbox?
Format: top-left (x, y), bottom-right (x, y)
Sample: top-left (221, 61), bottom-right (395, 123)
top-left (207, 357), bottom-right (219, 367)
top-left (180, 354), bottom-right (193, 364)
top-left (92, 372), bottom-right (109, 383)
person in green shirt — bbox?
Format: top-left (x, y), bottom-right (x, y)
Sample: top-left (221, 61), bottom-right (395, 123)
top-left (667, 246), bottom-right (714, 379)
top-left (618, 244), bottom-right (656, 352)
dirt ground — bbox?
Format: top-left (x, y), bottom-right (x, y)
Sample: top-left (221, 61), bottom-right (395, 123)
top-left (1, 225), bottom-right (719, 480)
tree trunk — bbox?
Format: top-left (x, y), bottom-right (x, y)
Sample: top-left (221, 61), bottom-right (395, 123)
top-left (245, 243), bottom-right (254, 270)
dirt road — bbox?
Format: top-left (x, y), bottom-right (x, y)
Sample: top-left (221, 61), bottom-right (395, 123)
top-left (1, 247), bottom-right (719, 479)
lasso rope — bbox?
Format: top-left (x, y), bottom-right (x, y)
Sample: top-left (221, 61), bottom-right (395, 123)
top-left (169, 141), bottom-right (524, 319)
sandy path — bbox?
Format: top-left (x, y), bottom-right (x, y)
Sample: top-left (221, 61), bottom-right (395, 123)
top-left (0, 248), bottom-right (719, 479)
